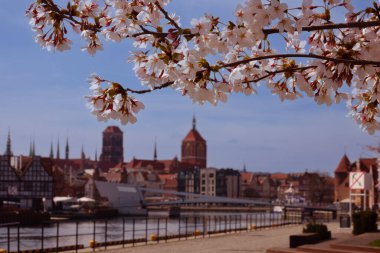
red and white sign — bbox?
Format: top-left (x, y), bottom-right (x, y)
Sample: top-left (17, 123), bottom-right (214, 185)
top-left (349, 172), bottom-right (372, 190)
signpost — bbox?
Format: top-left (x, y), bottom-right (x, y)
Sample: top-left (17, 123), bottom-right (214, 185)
top-left (348, 172), bottom-right (373, 217)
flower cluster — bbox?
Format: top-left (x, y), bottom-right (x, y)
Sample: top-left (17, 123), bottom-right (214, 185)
top-left (26, 0), bottom-right (380, 133)
top-left (86, 73), bottom-right (145, 124)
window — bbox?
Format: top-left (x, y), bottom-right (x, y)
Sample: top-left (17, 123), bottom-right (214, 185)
top-left (201, 187), bottom-right (205, 192)
top-left (209, 173), bottom-right (214, 178)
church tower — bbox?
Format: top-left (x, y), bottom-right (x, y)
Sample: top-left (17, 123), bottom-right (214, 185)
top-left (100, 126), bottom-right (124, 165)
top-left (181, 116), bottom-right (207, 168)
top-left (4, 129), bottom-right (13, 156)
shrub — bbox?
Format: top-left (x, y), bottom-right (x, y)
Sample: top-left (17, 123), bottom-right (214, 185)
top-left (352, 210), bottom-right (378, 235)
top-left (303, 223), bottom-right (330, 240)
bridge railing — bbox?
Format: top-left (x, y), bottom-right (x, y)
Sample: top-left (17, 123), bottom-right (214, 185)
top-left (0, 210), bottom-right (334, 253)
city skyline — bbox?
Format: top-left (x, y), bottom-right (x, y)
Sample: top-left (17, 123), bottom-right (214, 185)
top-left (0, 1), bottom-right (378, 174)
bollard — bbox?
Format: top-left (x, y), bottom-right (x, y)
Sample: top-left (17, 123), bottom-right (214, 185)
top-left (193, 230), bottom-right (202, 236)
top-left (89, 240), bottom-right (97, 248)
top-left (150, 233), bottom-right (157, 241)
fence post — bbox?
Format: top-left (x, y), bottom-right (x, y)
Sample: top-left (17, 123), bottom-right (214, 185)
top-left (76, 221), bottom-right (79, 253)
top-left (157, 218), bottom-right (160, 243)
top-left (7, 225), bottom-right (10, 253)
top-left (234, 216), bottom-right (237, 233)
top-left (145, 217), bottom-right (148, 245)
top-left (203, 216), bottom-right (206, 238)
top-left (194, 216), bottom-right (197, 238)
top-left (224, 216), bottom-right (227, 234)
top-left (41, 222), bottom-right (44, 252)
top-left (178, 217), bottom-right (181, 241)
top-left (17, 225), bottom-right (20, 253)
top-left (56, 222), bottom-right (59, 251)
top-left (132, 218), bottom-right (135, 247)
top-left (93, 220), bottom-right (96, 252)
top-left (185, 217), bottom-right (188, 240)
top-left (165, 218), bottom-right (168, 243)
top-left (122, 218), bottom-right (125, 248)
top-left (239, 215), bottom-right (242, 232)
top-left (214, 216), bottom-right (217, 233)
top-left (208, 216), bottom-right (211, 237)
top-left (105, 220), bottom-right (108, 250)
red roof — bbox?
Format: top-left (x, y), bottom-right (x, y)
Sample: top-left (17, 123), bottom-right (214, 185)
top-left (335, 154), bottom-right (351, 173)
top-left (183, 129), bottom-right (205, 142)
top-left (271, 173), bottom-right (288, 180)
top-left (103, 126), bottom-right (122, 134)
top-left (241, 172), bottom-right (254, 184)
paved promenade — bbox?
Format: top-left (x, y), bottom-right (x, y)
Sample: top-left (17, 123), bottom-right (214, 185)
top-left (89, 222), bottom-right (350, 253)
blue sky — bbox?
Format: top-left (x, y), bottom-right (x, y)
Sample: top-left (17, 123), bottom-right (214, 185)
top-left (0, 1), bottom-right (377, 174)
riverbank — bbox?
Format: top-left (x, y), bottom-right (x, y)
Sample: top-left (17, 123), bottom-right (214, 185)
top-left (88, 222), bottom-right (348, 253)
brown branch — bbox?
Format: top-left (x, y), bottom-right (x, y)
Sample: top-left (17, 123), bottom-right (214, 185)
top-left (264, 20), bottom-right (380, 35)
top-left (126, 81), bottom-right (174, 94)
top-left (155, 1), bottom-right (181, 31)
top-left (221, 53), bottom-right (380, 68)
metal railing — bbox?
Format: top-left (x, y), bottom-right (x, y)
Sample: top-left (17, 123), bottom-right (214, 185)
top-left (0, 210), bottom-right (332, 253)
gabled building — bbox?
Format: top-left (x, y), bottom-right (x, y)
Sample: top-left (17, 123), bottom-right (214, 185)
top-left (334, 154), bottom-right (379, 209)
top-left (0, 156), bottom-right (19, 202)
top-left (0, 155), bottom-right (54, 210)
top-left (334, 154), bottom-right (351, 202)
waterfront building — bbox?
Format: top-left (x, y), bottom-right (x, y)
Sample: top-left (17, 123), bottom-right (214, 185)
top-left (216, 168), bottom-right (240, 198)
top-left (158, 173), bottom-right (178, 191)
top-left (0, 155), bottom-right (54, 210)
top-left (200, 168), bottom-right (216, 196)
top-left (334, 154), bottom-right (378, 209)
top-left (177, 168), bottom-right (200, 194)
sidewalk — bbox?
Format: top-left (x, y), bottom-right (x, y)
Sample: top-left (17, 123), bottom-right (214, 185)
top-left (88, 222), bottom-right (349, 253)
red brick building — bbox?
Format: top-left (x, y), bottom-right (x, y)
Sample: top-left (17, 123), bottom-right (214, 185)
top-left (181, 116), bottom-right (207, 169)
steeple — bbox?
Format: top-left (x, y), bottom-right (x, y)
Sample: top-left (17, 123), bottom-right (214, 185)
top-left (81, 145), bottom-right (85, 160)
top-left (192, 114), bottom-right (196, 130)
top-left (65, 137), bottom-right (69, 160)
top-left (56, 139), bottom-right (60, 159)
top-left (153, 138), bottom-right (157, 161)
top-left (4, 129), bottom-right (12, 156)
top-left (32, 139), bottom-right (36, 157)
top-left (49, 141), bottom-right (54, 159)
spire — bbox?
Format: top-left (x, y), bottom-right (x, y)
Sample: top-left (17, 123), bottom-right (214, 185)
top-left (56, 139), bottom-right (60, 159)
top-left (65, 137), bottom-right (69, 160)
top-left (192, 114), bottom-right (196, 130)
top-left (154, 138), bottom-right (157, 161)
top-left (243, 163), bottom-right (247, 172)
top-left (81, 145), bottom-right (85, 160)
top-left (32, 139), bottom-right (36, 157)
top-left (49, 141), bottom-right (54, 159)
top-left (5, 129), bottom-right (12, 156)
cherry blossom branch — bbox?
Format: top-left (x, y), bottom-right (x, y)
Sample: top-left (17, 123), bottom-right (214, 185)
top-left (126, 81), bottom-right (174, 94)
top-left (154, 2), bottom-right (181, 31)
top-left (264, 20), bottom-right (380, 34)
top-left (222, 54), bottom-right (380, 68)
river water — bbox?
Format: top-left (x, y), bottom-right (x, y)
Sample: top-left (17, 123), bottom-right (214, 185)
top-left (0, 212), bottom-right (290, 252)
